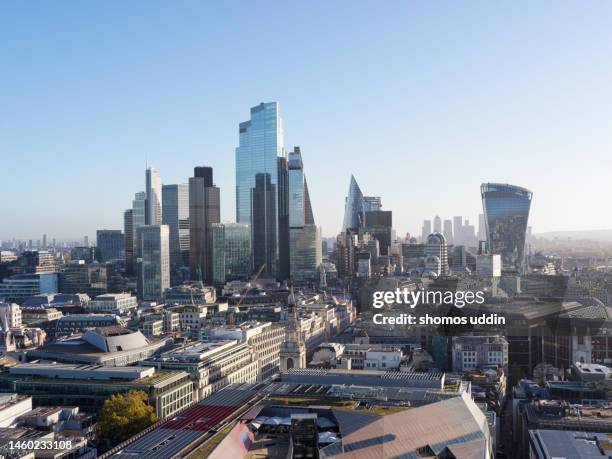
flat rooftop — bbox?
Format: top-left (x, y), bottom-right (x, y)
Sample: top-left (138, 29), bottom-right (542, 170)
top-left (9, 363), bottom-right (155, 380)
top-left (155, 340), bottom-right (237, 362)
top-left (282, 369), bottom-right (445, 390)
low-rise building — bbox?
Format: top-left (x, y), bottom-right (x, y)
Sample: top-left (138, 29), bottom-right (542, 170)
top-left (1, 363), bottom-right (193, 419)
top-left (0, 394), bottom-right (32, 428)
top-left (516, 399), bottom-right (612, 457)
top-left (529, 430), bottom-right (611, 459)
top-left (201, 321), bottom-right (285, 380)
top-left (282, 368), bottom-right (445, 389)
top-left (55, 314), bottom-right (126, 336)
top-left (87, 293), bottom-right (138, 315)
top-left (142, 340), bottom-right (259, 400)
top-left (452, 335), bottom-right (508, 372)
top-left (0, 273), bottom-right (58, 304)
top-left (27, 326), bottom-right (171, 366)
top-left (142, 320), bottom-right (163, 337)
top-left (20, 307), bottom-right (63, 326)
top-left (164, 283), bottom-right (216, 306)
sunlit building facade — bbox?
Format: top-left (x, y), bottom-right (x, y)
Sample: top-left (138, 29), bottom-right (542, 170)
top-left (481, 183), bottom-right (532, 273)
top-left (287, 147), bottom-right (320, 282)
top-left (145, 167), bottom-right (162, 226)
top-left (136, 225), bottom-right (170, 301)
top-left (342, 175), bottom-right (365, 232)
top-left (162, 183), bottom-right (190, 281)
top-left (235, 102), bottom-right (285, 277)
top-left (212, 223), bottom-right (252, 285)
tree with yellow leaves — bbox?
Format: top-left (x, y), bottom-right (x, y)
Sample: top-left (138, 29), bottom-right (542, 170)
top-left (97, 390), bottom-right (158, 446)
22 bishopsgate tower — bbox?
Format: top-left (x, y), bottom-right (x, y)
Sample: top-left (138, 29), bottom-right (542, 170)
top-left (235, 102), bottom-right (320, 281)
top-left (235, 102), bottom-right (285, 278)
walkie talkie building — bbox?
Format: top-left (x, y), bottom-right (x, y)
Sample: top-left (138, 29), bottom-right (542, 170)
top-left (481, 183), bottom-right (532, 273)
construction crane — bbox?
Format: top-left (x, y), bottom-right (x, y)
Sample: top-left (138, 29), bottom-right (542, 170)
top-left (234, 264), bottom-right (266, 309)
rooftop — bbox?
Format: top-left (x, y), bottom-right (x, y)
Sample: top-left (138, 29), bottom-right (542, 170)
top-left (529, 430), bottom-right (612, 459)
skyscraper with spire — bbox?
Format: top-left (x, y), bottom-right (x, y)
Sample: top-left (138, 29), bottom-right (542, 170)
top-left (145, 167), bottom-right (162, 225)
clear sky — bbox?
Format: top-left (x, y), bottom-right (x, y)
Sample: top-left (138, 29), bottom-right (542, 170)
top-left (2, 1), bottom-right (612, 240)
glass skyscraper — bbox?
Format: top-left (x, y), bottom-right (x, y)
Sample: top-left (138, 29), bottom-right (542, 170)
top-left (481, 183), bottom-right (532, 273)
top-left (162, 184), bottom-right (190, 282)
top-left (123, 209), bottom-right (134, 273)
top-left (136, 225), bottom-right (170, 301)
top-left (288, 147), bottom-right (320, 282)
top-left (212, 223), bottom-right (252, 285)
top-left (342, 175), bottom-right (365, 232)
top-left (290, 225), bottom-right (321, 282)
top-left (130, 191), bottom-right (146, 272)
top-left (235, 102), bottom-right (285, 277)
top-left (96, 230), bottom-right (125, 262)
top-left (288, 148), bottom-right (306, 228)
top-left (252, 173), bottom-right (278, 275)
top-left (146, 167), bottom-right (162, 225)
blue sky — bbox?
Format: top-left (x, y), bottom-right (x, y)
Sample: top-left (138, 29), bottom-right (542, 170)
top-left (2, 1), bottom-right (612, 240)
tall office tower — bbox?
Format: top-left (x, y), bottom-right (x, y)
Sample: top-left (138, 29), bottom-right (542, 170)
top-left (287, 148), bottom-right (321, 282)
top-left (368, 239), bottom-right (380, 265)
top-left (42, 234), bottom-right (47, 248)
top-left (211, 223), bottom-right (252, 286)
top-left (364, 211), bottom-right (393, 256)
top-left (421, 220), bottom-right (432, 243)
top-left (131, 191), bottom-right (146, 270)
top-left (433, 215), bottom-right (442, 233)
top-left (363, 196), bottom-right (382, 212)
top-left (123, 209), bottom-right (134, 273)
top-left (342, 175), bottom-right (365, 232)
top-left (145, 167), bottom-right (163, 225)
top-left (481, 183), bottom-right (532, 273)
top-left (453, 216), bottom-right (464, 245)
top-left (162, 184), bottom-right (190, 283)
top-left (336, 231), bottom-right (358, 279)
top-left (278, 156), bottom-right (290, 280)
top-left (252, 173), bottom-right (278, 276)
top-left (463, 220), bottom-right (477, 246)
top-left (477, 213), bottom-right (487, 242)
top-left (96, 230), bottom-right (125, 262)
top-left (424, 232), bottom-right (449, 276)
top-left (235, 102), bottom-right (285, 278)
top-left (83, 236), bottom-right (89, 247)
top-left (189, 167), bottom-right (220, 283)
top-left (443, 219), bottom-right (453, 245)
top-left (135, 225), bottom-right (170, 301)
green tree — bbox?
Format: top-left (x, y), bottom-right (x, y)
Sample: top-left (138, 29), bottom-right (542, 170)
top-left (98, 390), bottom-right (158, 446)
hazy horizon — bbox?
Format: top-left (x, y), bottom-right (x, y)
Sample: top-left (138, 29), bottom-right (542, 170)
top-left (2, 1), bottom-right (612, 240)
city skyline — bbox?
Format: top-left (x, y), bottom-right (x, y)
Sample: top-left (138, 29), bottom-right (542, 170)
top-left (3, 2), bottom-right (612, 239)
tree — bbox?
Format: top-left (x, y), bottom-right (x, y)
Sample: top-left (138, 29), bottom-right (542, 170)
top-left (98, 390), bottom-right (158, 446)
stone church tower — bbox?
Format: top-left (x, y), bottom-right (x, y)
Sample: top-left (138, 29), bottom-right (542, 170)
top-left (279, 303), bottom-right (306, 371)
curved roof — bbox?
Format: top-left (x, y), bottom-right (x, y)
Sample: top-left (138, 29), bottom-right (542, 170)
top-left (480, 182), bottom-right (533, 198)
